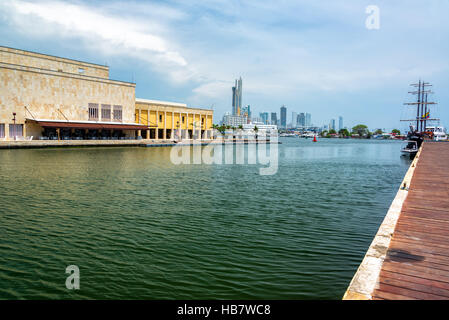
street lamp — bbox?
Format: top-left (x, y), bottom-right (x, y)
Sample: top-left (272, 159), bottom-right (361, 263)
top-left (12, 112), bottom-right (16, 140)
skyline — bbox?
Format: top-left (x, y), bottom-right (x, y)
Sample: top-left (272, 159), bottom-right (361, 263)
top-left (0, 0), bottom-right (448, 132)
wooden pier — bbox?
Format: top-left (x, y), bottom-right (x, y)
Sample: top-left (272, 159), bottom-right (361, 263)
top-left (344, 142), bottom-right (449, 300)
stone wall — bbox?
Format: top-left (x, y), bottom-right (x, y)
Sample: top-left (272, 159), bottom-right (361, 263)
top-left (0, 64), bottom-right (135, 139)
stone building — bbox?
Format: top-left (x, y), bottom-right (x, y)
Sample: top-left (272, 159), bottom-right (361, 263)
top-left (0, 46), bottom-right (213, 141)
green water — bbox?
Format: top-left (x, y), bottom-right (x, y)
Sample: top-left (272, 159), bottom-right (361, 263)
top-left (0, 138), bottom-right (411, 299)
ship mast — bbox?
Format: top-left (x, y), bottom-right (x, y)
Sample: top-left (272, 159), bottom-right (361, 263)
top-left (401, 80), bottom-right (438, 132)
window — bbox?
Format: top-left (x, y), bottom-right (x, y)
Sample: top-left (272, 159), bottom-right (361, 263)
top-left (113, 105), bottom-right (122, 122)
top-left (78, 68), bottom-right (85, 74)
top-left (101, 104), bottom-right (111, 121)
top-left (9, 124), bottom-right (23, 138)
top-left (159, 115), bottom-right (163, 122)
top-left (88, 103), bottom-right (99, 121)
top-left (182, 116), bottom-right (185, 124)
top-left (0, 124), bottom-right (5, 138)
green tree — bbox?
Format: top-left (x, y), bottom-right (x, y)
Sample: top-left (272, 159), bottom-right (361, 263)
top-left (374, 129), bottom-right (383, 135)
top-left (320, 130), bottom-right (328, 137)
top-left (238, 125), bottom-right (244, 130)
top-left (254, 126), bottom-right (259, 132)
top-left (329, 129), bottom-right (337, 134)
top-left (339, 128), bottom-right (350, 137)
top-left (217, 125), bottom-right (226, 134)
top-left (352, 124), bottom-right (369, 137)
top-left (392, 129), bottom-right (401, 135)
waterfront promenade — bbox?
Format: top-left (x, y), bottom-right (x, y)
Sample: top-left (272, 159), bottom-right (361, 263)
top-left (0, 138), bottom-right (276, 149)
top-left (344, 142), bottom-right (449, 300)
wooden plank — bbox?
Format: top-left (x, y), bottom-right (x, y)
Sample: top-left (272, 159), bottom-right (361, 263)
top-left (379, 277), bottom-right (449, 298)
top-left (370, 142), bottom-right (449, 300)
top-left (375, 283), bottom-right (447, 300)
top-left (372, 290), bottom-right (417, 300)
top-left (380, 270), bottom-right (449, 292)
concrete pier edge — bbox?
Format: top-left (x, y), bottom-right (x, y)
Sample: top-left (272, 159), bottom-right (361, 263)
top-left (0, 139), bottom-right (279, 149)
top-left (342, 146), bottom-right (423, 300)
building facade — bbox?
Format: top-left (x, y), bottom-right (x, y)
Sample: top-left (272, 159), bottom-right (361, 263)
top-left (339, 116), bottom-right (344, 131)
top-left (135, 99), bottom-right (213, 140)
top-left (0, 46), bottom-right (213, 141)
top-left (222, 113), bottom-right (247, 127)
top-left (232, 77), bottom-right (242, 116)
top-left (297, 113), bottom-right (305, 127)
top-left (280, 105), bottom-right (287, 129)
top-left (271, 112), bottom-right (277, 125)
top-left (305, 113), bottom-right (312, 127)
top-left (329, 119), bottom-right (336, 131)
top-left (260, 112), bottom-right (269, 124)
top-left (291, 112), bottom-right (297, 128)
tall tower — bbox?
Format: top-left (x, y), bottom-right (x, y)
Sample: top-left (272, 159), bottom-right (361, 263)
top-left (232, 77), bottom-right (243, 116)
top-left (280, 105), bottom-right (287, 129)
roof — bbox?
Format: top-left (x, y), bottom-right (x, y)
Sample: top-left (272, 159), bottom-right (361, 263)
top-left (136, 98), bottom-right (213, 112)
top-left (0, 45), bottom-right (108, 69)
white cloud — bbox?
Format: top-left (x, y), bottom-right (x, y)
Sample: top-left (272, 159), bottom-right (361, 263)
top-left (1, 0), bottom-right (190, 80)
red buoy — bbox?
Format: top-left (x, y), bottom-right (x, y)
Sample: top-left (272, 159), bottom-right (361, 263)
top-left (313, 135), bottom-right (317, 142)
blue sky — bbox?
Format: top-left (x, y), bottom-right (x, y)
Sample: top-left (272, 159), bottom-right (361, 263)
top-left (1, 0), bottom-right (448, 131)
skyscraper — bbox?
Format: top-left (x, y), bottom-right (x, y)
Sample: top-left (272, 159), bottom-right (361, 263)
top-left (339, 116), bottom-right (343, 131)
top-left (298, 113), bottom-right (305, 127)
top-left (232, 77), bottom-right (242, 116)
top-left (305, 113), bottom-right (312, 127)
top-left (291, 112), bottom-right (297, 128)
top-left (260, 112), bottom-right (269, 124)
top-left (280, 105), bottom-right (287, 129)
top-left (330, 119), bottom-right (336, 131)
top-left (271, 112), bottom-right (277, 125)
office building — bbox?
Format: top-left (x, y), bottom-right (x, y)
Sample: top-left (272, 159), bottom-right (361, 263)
top-left (232, 77), bottom-right (242, 116)
top-left (297, 113), bottom-right (305, 127)
top-left (260, 112), bottom-right (269, 124)
top-left (280, 105), bottom-right (287, 129)
top-left (305, 113), bottom-right (312, 127)
top-left (329, 119), bottom-right (336, 131)
top-left (291, 112), bottom-right (297, 128)
top-left (339, 116), bottom-right (343, 131)
top-left (270, 112), bottom-right (277, 125)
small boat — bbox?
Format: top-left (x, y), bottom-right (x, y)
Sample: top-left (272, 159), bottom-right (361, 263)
top-left (280, 133), bottom-right (296, 137)
top-left (401, 131), bottom-right (424, 158)
top-left (401, 140), bottom-right (419, 155)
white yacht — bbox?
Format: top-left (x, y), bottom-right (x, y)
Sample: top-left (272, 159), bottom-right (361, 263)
top-left (426, 126), bottom-right (448, 141)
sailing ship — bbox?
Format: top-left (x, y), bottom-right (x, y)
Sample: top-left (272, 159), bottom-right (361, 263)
top-left (400, 80), bottom-right (445, 157)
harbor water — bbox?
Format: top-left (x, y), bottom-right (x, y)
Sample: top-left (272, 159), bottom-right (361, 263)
top-left (0, 138), bottom-right (411, 299)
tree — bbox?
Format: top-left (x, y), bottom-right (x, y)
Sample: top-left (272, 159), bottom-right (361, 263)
top-left (374, 129), bottom-right (383, 135)
top-left (217, 125), bottom-right (226, 134)
top-left (238, 125), bottom-right (244, 130)
top-left (254, 126), bottom-right (259, 132)
top-left (392, 129), bottom-right (401, 135)
top-left (329, 129), bottom-right (337, 134)
top-left (339, 128), bottom-right (350, 137)
top-left (352, 124), bottom-right (369, 137)
top-left (320, 130), bottom-right (328, 137)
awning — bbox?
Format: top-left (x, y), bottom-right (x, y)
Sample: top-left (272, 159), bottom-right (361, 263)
top-left (29, 120), bottom-right (148, 130)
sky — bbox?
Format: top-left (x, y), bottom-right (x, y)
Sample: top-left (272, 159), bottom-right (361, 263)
top-left (1, 0), bottom-right (448, 132)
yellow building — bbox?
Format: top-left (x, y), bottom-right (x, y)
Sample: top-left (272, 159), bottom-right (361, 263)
top-left (135, 98), bottom-right (213, 140)
top-left (0, 45), bottom-right (213, 141)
